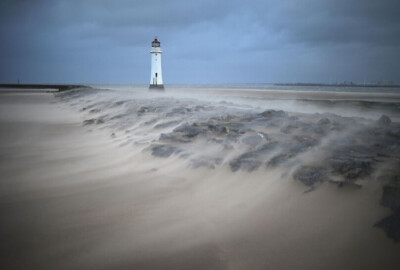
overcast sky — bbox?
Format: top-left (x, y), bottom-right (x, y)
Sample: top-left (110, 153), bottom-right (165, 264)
top-left (0, 0), bottom-right (399, 84)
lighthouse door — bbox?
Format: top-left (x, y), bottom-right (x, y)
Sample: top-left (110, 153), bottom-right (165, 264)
top-left (155, 73), bottom-right (158, 85)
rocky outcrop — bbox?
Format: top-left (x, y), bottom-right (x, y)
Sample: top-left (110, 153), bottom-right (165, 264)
top-left (375, 175), bottom-right (400, 242)
top-left (293, 166), bottom-right (327, 186)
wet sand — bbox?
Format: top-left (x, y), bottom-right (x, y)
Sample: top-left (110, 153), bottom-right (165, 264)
top-left (1, 91), bottom-right (400, 269)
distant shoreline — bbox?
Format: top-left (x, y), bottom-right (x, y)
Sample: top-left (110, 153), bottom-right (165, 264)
top-left (0, 84), bottom-right (90, 92)
top-left (274, 83), bottom-right (400, 88)
top-left (2, 83), bottom-right (400, 90)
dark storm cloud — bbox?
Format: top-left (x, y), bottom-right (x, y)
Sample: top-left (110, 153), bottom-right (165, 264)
top-left (0, 0), bottom-right (399, 84)
top-left (265, 0), bottom-right (400, 46)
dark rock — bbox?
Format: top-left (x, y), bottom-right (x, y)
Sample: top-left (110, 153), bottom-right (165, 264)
top-left (374, 213), bottom-right (400, 242)
top-left (207, 124), bottom-right (219, 132)
top-left (110, 113), bottom-right (128, 120)
top-left (261, 110), bottom-right (288, 118)
top-left (96, 118), bottom-right (105, 124)
top-left (220, 126), bottom-right (230, 134)
top-left (83, 118), bottom-right (104, 125)
top-left (301, 123), bottom-right (325, 135)
top-left (377, 115), bottom-right (391, 126)
top-left (328, 145), bottom-right (376, 180)
top-left (293, 135), bottom-right (318, 147)
top-left (174, 123), bottom-right (212, 138)
top-left (280, 119), bottom-right (308, 134)
top-left (230, 142), bottom-right (277, 172)
top-left (166, 107), bottom-right (191, 117)
top-left (138, 106), bottom-right (154, 116)
top-left (267, 138), bottom-right (315, 167)
top-left (330, 121), bottom-right (346, 131)
top-left (268, 152), bottom-right (295, 167)
top-left (89, 108), bottom-right (101, 113)
top-left (257, 142), bottom-right (278, 152)
top-left (280, 125), bottom-right (298, 134)
top-left (387, 175), bottom-right (400, 187)
top-left (151, 145), bottom-right (181, 158)
top-left (230, 154), bottom-right (262, 172)
top-left (318, 118), bottom-right (331, 125)
top-left (329, 155), bottom-right (373, 179)
top-left (83, 119), bottom-right (96, 125)
top-left (159, 133), bottom-right (190, 143)
top-left (381, 186), bottom-right (400, 212)
top-left (293, 166), bottom-right (327, 186)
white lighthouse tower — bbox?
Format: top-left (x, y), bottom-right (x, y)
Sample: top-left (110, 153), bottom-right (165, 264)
top-left (149, 37), bottom-right (164, 89)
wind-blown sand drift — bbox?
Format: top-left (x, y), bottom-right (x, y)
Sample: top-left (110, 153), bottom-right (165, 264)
top-left (1, 86), bottom-right (400, 269)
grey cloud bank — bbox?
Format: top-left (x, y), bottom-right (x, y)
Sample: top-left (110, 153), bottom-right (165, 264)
top-left (0, 0), bottom-right (399, 84)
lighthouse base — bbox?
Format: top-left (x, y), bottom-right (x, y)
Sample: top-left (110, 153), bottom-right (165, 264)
top-left (149, 84), bottom-right (165, 90)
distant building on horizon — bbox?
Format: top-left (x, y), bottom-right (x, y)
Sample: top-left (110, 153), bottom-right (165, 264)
top-left (149, 37), bottom-right (164, 90)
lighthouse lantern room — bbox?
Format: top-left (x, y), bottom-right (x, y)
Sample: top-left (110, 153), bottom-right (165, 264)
top-left (149, 37), bottom-right (164, 89)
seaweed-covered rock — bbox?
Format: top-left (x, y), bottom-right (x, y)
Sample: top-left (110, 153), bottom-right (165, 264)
top-left (83, 119), bottom-right (96, 125)
top-left (328, 146), bottom-right (376, 179)
top-left (293, 166), bottom-right (327, 186)
top-left (381, 186), bottom-right (400, 213)
top-left (268, 152), bottom-right (296, 167)
top-left (89, 108), bottom-right (101, 114)
top-left (173, 123), bottom-right (204, 138)
top-left (329, 156), bottom-right (373, 179)
top-left (301, 123), bottom-right (325, 135)
top-left (96, 118), bottom-right (105, 124)
top-left (230, 142), bottom-right (277, 172)
top-left (293, 135), bottom-right (318, 148)
top-left (261, 110), bottom-right (288, 118)
top-left (375, 213), bottom-right (400, 242)
top-left (318, 118), bottom-right (331, 125)
top-left (137, 106), bottom-right (150, 115)
top-left (280, 125), bottom-right (298, 134)
top-left (138, 106), bottom-right (158, 116)
top-left (83, 118), bottom-right (105, 125)
top-left (159, 133), bottom-right (190, 143)
top-left (151, 145), bottom-right (181, 158)
top-left (230, 154), bottom-right (262, 172)
top-left (377, 115), bottom-right (391, 126)
top-left (166, 107), bottom-right (192, 117)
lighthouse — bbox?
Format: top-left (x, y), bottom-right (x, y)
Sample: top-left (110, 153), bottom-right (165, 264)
top-left (149, 37), bottom-right (164, 89)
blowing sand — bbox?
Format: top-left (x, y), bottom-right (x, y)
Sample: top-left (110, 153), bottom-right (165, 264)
top-left (1, 91), bottom-right (400, 270)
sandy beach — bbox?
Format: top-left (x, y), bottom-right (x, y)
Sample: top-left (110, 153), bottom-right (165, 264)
top-left (1, 88), bottom-right (400, 270)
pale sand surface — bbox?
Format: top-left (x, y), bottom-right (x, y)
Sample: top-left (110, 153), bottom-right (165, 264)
top-left (1, 92), bottom-right (400, 269)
